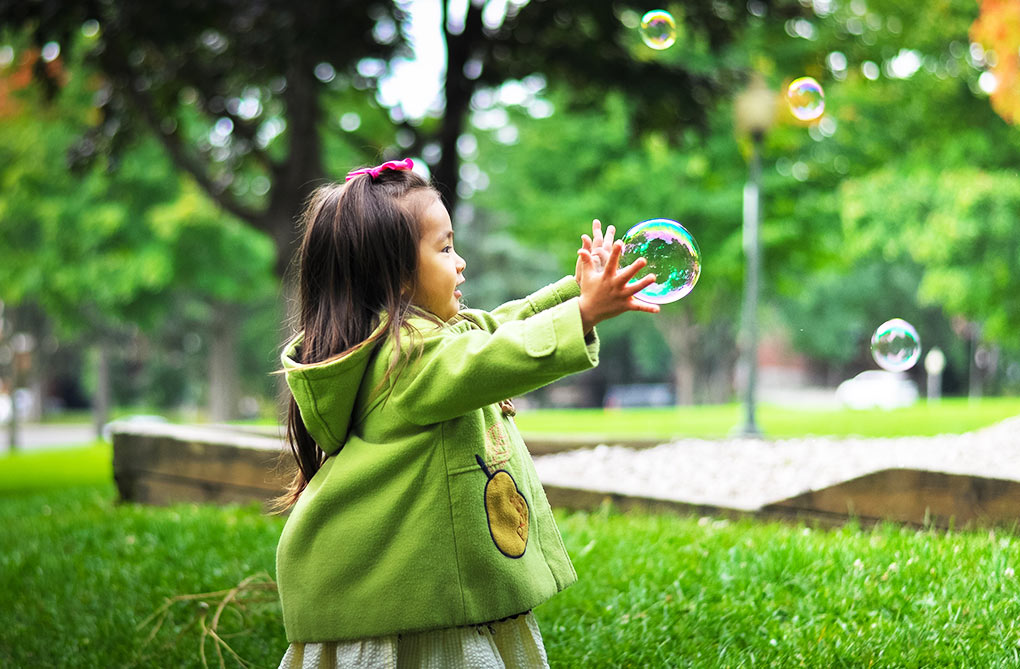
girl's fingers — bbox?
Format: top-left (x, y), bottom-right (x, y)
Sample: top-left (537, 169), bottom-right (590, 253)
top-left (591, 219), bottom-right (603, 248)
top-left (577, 248), bottom-right (594, 268)
top-left (618, 256), bottom-right (649, 282)
top-left (580, 234), bottom-right (592, 252)
top-left (624, 272), bottom-right (657, 295)
top-left (628, 299), bottom-right (661, 314)
top-left (605, 240), bottom-right (624, 274)
top-left (604, 225), bottom-right (616, 250)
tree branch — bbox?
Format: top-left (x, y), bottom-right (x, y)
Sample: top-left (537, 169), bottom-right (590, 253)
top-left (119, 81), bottom-right (263, 226)
top-left (192, 89), bottom-right (277, 172)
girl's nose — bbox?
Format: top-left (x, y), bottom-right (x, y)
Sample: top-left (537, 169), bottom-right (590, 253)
top-left (456, 253), bottom-right (466, 272)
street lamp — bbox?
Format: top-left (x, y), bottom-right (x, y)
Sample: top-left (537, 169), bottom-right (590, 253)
top-left (733, 73), bottom-right (777, 438)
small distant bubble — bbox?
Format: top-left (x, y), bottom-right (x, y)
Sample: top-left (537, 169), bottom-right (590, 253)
top-left (786, 76), bottom-right (825, 121)
top-left (871, 318), bottom-right (921, 372)
top-left (639, 10), bottom-right (677, 50)
top-left (620, 219), bottom-right (701, 304)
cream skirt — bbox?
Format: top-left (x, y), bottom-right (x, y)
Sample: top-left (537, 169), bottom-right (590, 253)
top-left (277, 612), bottom-right (549, 669)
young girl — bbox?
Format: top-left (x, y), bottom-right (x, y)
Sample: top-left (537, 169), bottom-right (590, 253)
top-left (274, 158), bottom-right (659, 669)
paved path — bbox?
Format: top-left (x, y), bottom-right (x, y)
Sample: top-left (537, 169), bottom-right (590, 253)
top-left (2, 423), bottom-right (96, 453)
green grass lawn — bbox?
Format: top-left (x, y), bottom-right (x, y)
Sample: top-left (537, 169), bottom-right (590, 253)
top-left (4, 402), bottom-right (1020, 666)
top-left (2, 485), bottom-right (1019, 668)
top-left (29, 395), bottom-right (1020, 441)
top-left (0, 441), bottom-right (111, 493)
top-left (515, 396), bottom-right (1020, 440)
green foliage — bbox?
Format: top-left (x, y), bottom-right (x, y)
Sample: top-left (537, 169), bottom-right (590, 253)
top-left (728, 0), bottom-right (1020, 372)
top-left (474, 91), bottom-right (746, 323)
top-left (148, 183), bottom-right (276, 303)
top-left (0, 43), bottom-right (276, 337)
top-left (6, 0), bottom-right (1020, 405)
top-left (0, 82), bottom-right (176, 333)
top-left (470, 91), bottom-right (751, 396)
top-left (0, 33), bottom-right (280, 411)
top-left (842, 168), bottom-right (1020, 348)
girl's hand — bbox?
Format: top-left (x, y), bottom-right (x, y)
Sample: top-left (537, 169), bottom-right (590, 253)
top-left (576, 240), bottom-right (660, 334)
top-left (575, 219), bottom-right (616, 284)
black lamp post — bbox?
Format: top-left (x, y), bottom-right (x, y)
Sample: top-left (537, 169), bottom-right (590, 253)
top-left (734, 74), bottom-right (777, 438)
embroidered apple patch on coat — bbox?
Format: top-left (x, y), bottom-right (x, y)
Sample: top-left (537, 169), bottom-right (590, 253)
top-left (475, 454), bottom-right (529, 558)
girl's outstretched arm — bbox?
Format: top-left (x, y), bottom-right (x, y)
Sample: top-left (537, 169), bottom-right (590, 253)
top-left (386, 297), bottom-right (599, 425)
top-left (464, 277), bottom-right (583, 331)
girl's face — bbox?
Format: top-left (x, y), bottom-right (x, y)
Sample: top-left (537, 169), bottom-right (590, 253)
top-left (410, 196), bottom-right (465, 321)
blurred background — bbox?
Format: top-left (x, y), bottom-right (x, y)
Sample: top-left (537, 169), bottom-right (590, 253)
top-left (1, 0), bottom-right (1018, 446)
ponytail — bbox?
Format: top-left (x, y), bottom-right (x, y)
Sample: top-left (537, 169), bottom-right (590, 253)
top-left (271, 397), bottom-right (324, 512)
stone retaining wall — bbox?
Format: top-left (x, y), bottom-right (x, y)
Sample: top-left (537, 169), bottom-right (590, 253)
top-left (111, 422), bottom-right (293, 509)
top-left (110, 422), bottom-right (1020, 529)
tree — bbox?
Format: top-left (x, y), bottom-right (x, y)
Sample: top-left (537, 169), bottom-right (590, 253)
top-left (468, 89), bottom-right (750, 403)
top-left (0, 41), bottom-right (276, 429)
top-left (463, 0), bottom-right (1020, 402)
top-left (2, 0), bottom-right (768, 278)
top-left (842, 168), bottom-right (1020, 349)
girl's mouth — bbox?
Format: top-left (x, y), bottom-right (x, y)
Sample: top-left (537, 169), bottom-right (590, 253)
top-left (454, 289), bottom-right (462, 299)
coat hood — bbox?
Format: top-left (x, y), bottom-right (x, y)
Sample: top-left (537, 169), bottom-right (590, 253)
top-left (280, 330), bottom-right (383, 456)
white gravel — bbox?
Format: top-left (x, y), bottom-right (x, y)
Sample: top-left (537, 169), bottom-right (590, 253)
top-left (533, 415), bottom-right (1020, 511)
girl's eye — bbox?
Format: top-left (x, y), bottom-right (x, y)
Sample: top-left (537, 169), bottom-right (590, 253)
top-left (442, 245), bottom-right (453, 253)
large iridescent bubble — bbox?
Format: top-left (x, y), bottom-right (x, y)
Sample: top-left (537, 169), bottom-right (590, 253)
top-left (870, 318), bottom-right (921, 372)
top-left (639, 10), bottom-right (677, 50)
top-left (620, 218), bottom-right (701, 304)
top-left (786, 76), bottom-right (825, 121)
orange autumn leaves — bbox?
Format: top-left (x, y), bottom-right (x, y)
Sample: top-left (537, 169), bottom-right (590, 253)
top-left (971, 0), bottom-right (1020, 125)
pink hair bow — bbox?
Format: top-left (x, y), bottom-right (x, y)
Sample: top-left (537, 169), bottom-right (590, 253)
top-left (345, 158), bottom-right (414, 181)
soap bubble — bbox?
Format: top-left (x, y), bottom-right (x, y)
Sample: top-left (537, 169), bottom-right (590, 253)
top-left (639, 10), bottom-right (677, 50)
top-left (786, 76), bottom-right (825, 121)
top-left (620, 218), bottom-right (701, 304)
top-left (871, 318), bottom-right (921, 372)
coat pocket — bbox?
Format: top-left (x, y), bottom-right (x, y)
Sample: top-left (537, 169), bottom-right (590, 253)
top-left (523, 310), bottom-right (556, 357)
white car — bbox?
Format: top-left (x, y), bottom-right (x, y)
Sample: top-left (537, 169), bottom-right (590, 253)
top-left (0, 389), bottom-right (33, 424)
top-left (836, 370), bottom-right (919, 410)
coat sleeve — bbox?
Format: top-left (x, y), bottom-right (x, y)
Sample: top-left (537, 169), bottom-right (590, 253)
top-left (388, 297), bottom-right (599, 425)
top-left (461, 276), bottom-right (581, 333)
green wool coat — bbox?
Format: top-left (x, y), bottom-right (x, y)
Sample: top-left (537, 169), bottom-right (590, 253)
top-left (276, 276), bottom-right (600, 643)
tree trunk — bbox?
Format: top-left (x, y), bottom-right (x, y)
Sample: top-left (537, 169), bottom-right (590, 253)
top-left (672, 350), bottom-right (697, 406)
top-left (92, 341), bottom-right (111, 440)
top-left (657, 309), bottom-right (700, 405)
top-left (5, 368), bottom-right (16, 452)
top-left (28, 372), bottom-right (44, 422)
top-left (434, 2), bottom-right (485, 211)
top-left (208, 303), bottom-right (239, 423)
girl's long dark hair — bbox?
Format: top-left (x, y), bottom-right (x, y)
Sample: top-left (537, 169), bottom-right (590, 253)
top-left (274, 168), bottom-right (437, 511)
